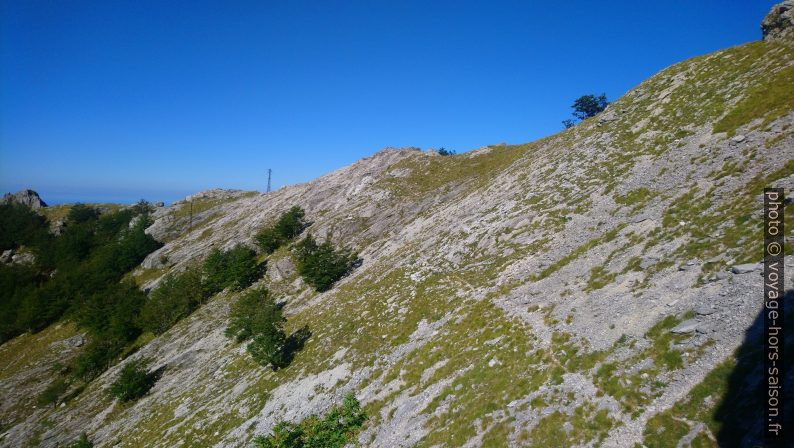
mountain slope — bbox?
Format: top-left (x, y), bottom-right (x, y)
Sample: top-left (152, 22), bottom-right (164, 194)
top-left (2, 19), bottom-right (794, 448)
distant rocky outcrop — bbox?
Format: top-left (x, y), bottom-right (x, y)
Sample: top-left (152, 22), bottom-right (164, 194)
top-left (2, 188), bottom-right (47, 209)
top-left (762, 0), bottom-right (794, 43)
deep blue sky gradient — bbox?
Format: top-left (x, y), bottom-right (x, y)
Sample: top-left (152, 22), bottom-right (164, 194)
top-left (0, 1), bottom-right (777, 204)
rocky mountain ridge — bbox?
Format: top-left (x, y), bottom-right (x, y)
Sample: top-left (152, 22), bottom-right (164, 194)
top-left (2, 189), bottom-right (47, 210)
top-left (1, 5), bottom-right (793, 447)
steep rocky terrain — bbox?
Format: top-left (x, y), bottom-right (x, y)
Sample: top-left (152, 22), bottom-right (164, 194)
top-left (2, 5), bottom-right (794, 447)
top-left (2, 189), bottom-right (47, 210)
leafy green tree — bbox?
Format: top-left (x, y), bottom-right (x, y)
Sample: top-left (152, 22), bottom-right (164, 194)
top-left (226, 287), bottom-right (311, 370)
top-left (255, 228), bottom-right (284, 254)
top-left (294, 235), bottom-right (359, 292)
top-left (139, 268), bottom-right (204, 335)
top-left (253, 393), bottom-right (367, 448)
top-left (225, 244), bottom-right (261, 290)
top-left (255, 206), bottom-right (307, 254)
top-left (72, 338), bottom-right (127, 381)
top-left (109, 359), bottom-right (154, 402)
top-left (73, 280), bottom-right (145, 349)
top-left (274, 206), bottom-right (307, 240)
top-left (0, 202), bottom-right (50, 251)
top-left (203, 245), bottom-right (260, 295)
top-left (571, 93), bottom-right (609, 120)
top-left (67, 203), bottom-right (100, 225)
top-left (0, 202), bottom-right (162, 376)
top-left (248, 331), bottom-right (287, 370)
top-left (225, 287), bottom-right (281, 342)
top-left (0, 264), bottom-right (43, 342)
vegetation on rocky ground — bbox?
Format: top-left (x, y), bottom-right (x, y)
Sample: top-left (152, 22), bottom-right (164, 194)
top-left (252, 393), bottom-right (367, 448)
top-left (256, 206), bottom-right (308, 254)
top-left (294, 234), bottom-right (359, 292)
top-left (109, 359), bottom-right (155, 402)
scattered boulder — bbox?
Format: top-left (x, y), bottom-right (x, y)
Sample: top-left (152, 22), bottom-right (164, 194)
top-left (50, 220), bottom-right (66, 236)
top-left (762, 1), bottom-right (794, 44)
top-left (11, 252), bottom-right (35, 265)
top-left (0, 249), bottom-right (13, 264)
top-left (671, 319), bottom-right (699, 334)
top-left (640, 256), bottom-right (660, 269)
top-left (731, 263), bottom-right (760, 274)
top-left (2, 189), bottom-right (47, 209)
top-left (678, 261), bottom-right (697, 271)
top-left (715, 271), bottom-right (731, 280)
top-left (64, 335), bottom-right (85, 348)
top-left (730, 134), bottom-right (746, 143)
top-left (695, 305), bottom-right (716, 316)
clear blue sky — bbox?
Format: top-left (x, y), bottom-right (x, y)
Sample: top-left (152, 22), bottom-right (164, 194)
top-left (0, 0), bottom-right (777, 204)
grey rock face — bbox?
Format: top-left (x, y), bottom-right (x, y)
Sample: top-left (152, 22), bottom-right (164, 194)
top-left (2, 189), bottom-right (47, 209)
top-left (0, 249), bottom-right (13, 264)
top-left (762, 1), bottom-right (794, 43)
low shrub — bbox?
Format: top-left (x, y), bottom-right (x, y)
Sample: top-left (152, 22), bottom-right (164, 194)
top-left (203, 245), bottom-right (261, 294)
top-left (253, 393), bottom-right (367, 448)
top-left (139, 268), bottom-right (204, 335)
top-left (294, 235), bottom-right (359, 292)
top-left (38, 377), bottom-right (69, 408)
top-left (68, 433), bottom-right (93, 448)
top-left (109, 359), bottom-right (154, 402)
top-left (225, 287), bottom-right (310, 370)
top-left (255, 206), bottom-right (306, 254)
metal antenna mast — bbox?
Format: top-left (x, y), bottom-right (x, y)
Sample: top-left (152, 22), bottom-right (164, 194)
top-left (266, 168), bottom-right (272, 193)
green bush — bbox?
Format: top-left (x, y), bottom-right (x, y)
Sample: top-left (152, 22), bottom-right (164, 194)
top-left (248, 331), bottom-right (287, 370)
top-left (72, 338), bottom-right (126, 381)
top-left (274, 206), bottom-right (307, 240)
top-left (203, 245), bottom-right (261, 294)
top-left (38, 377), bottom-right (69, 408)
top-left (255, 228), bottom-right (285, 254)
top-left (0, 264), bottom-right (43, 342)
top-left (68, 433), bottom-right (94, 448)
top-left (139, 268), bottom-right (204, 335)
top-left (225, 287), bottom-right (283, 342)
top-left (109, 360), bottom-right (154, 402)
top-left (0, 202), bottom-right (162, 380)
top-left (255, 206), bottom-right (307, 254)
top-left (294, 235), bottom-right (359, 292)
top-left (253, 393), bottom-right (367, 448)
top-left (225, 287), bottom-right (310, 370)
top-left (0, 202), bottom-right (50, 251)
top-left (67, 203), bottom-right (100, 225)
top-left (225, 287), bottom-right (287, 369)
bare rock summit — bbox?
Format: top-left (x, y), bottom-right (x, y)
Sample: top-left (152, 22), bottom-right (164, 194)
top-left (2, 188), bottom-right (47, 209)
top-left (762, 0), bottom-right (794, 43)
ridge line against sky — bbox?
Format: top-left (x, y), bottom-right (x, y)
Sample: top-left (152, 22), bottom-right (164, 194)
top-left (0, 0), bottom-right (778, 204)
